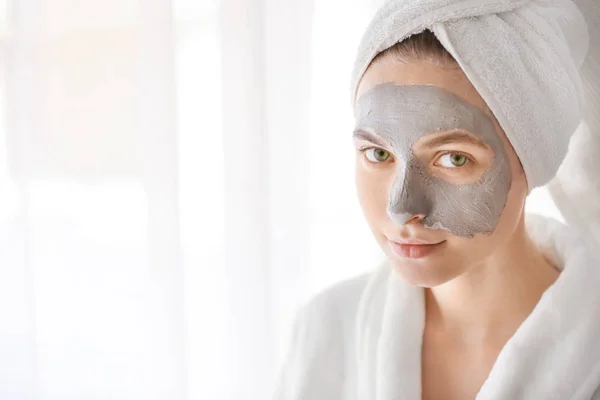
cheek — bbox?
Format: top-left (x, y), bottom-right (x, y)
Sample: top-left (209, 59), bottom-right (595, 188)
top-left (355, 160), bottom-right (393, 222)
top-left (458, 171), bottom-right (526, 259)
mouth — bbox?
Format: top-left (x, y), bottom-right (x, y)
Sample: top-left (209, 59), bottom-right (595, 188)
top-left (388, 239), bottom-right (446, 259)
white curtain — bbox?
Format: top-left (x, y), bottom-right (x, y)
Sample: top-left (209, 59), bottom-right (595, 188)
top-left (0, 0), bottom-right (563, 398)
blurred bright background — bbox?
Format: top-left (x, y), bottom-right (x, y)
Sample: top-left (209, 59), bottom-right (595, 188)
top-left (0, 0), bottom-right (563, 398)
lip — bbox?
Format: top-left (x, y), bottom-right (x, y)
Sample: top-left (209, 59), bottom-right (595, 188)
top-left (388, 239), bottom-right (446, 259)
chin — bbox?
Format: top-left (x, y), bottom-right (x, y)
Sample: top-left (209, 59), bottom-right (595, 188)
top-left (387, 254), bottom-right (463, 288)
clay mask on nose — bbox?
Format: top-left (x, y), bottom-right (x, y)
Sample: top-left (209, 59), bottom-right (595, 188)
top-left (354, 84), bottom-right (511, 237)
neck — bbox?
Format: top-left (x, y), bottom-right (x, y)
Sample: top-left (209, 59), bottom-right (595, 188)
top-left (425, 215), bottom-right (559, 348)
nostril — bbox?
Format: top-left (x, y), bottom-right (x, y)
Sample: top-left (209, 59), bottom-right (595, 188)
top-left (404, 213), bottom-right (425, 225)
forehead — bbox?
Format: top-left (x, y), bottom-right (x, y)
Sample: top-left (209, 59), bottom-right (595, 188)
top-left (355, 58), bottom-right (492, 117)
top-left (355, 84), bottom-right (501, 148)
top-left (356, 84), bottom-right (477, 121)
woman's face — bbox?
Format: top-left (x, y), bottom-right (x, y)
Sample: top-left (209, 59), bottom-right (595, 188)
top-left (354, 57), bottom-right (528, 287)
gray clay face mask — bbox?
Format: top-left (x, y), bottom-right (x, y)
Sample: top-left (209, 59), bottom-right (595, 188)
top-left (354, 84), bottom-right (511, 238)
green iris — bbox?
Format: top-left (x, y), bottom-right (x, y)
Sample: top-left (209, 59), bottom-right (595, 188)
top-left (373, 148), bottom-right (390, 162)
top-left (450, 153), bottom-right (468, 167)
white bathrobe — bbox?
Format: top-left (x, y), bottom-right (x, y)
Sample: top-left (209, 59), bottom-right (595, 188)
top-left (273, 214), bottom-right (600, 399)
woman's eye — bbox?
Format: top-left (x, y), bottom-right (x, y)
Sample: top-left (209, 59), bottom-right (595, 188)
top-left (365, 148), bottom-right (391, 163)
top-left (437, 153), bottom-right (469, 168)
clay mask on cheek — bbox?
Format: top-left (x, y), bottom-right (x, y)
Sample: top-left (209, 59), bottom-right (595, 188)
top-left (354, 84), bottom-right (511, 237)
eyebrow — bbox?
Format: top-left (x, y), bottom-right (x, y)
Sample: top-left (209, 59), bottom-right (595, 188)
top-left (352, 130), bottom-right (391, 148)
top-left (353, 129), bottom-right (490, 150)
top-left (418, 130), bottom-right (489, 150)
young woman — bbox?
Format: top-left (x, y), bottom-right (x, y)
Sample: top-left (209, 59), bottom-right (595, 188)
top-left (275, 1), bottom-right (600, 399)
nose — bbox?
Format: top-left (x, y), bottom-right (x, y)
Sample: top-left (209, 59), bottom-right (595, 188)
top-left (387, 162), bottom-right (430, 226)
